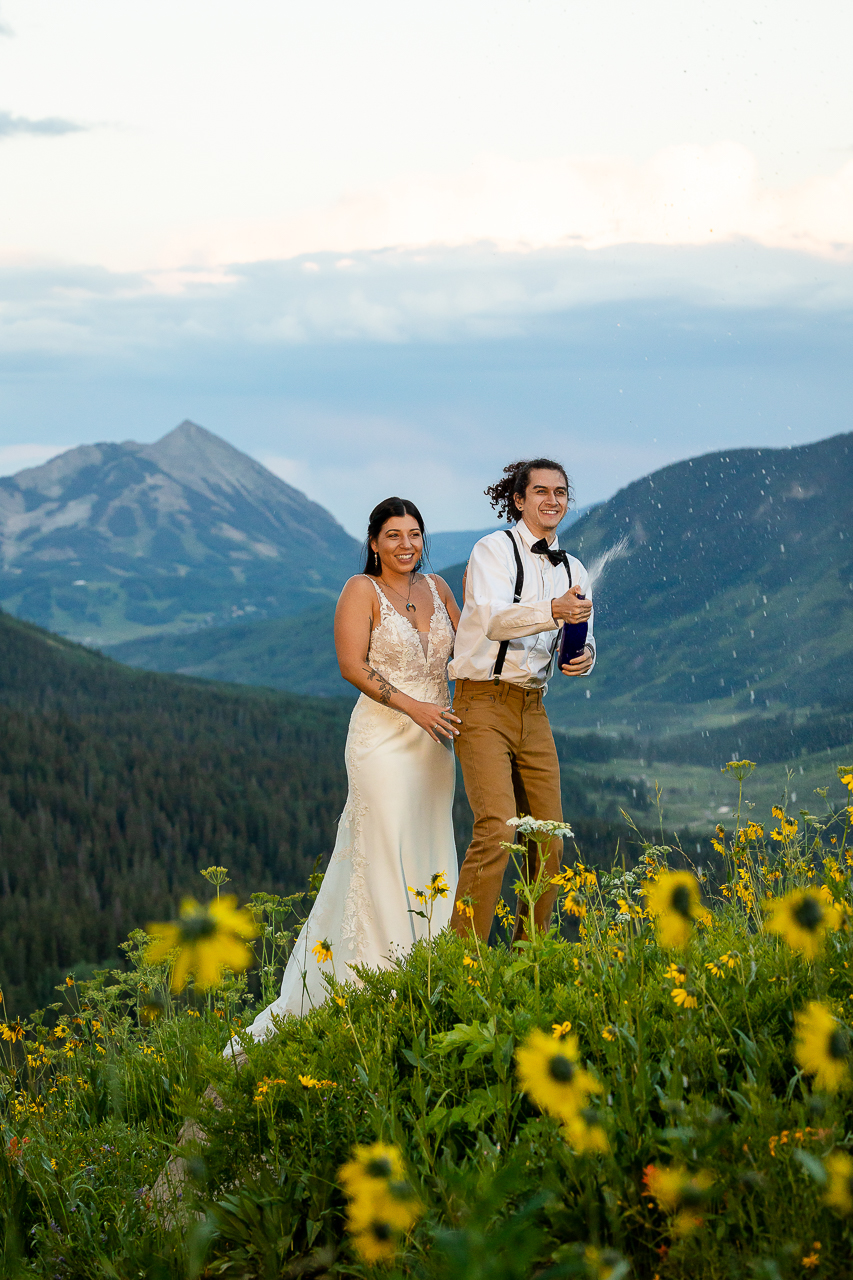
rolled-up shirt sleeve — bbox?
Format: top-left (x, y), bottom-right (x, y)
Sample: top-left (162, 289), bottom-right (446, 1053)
top-left (466, 537), bottom-right (560, 642)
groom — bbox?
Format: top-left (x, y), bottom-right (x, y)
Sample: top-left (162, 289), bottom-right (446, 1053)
top-left (448, 458), bottom-right (595, 941)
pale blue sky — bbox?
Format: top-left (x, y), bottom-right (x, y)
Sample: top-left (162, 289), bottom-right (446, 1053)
top-left (0, 1), bottom-right (851, 532)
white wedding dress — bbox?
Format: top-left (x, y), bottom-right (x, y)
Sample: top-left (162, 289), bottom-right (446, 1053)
top-left (238, 574), bottom-right (458, 1045)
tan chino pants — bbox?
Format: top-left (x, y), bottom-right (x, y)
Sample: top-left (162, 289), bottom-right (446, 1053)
top-left (450, 678), bottom-right (563, 941)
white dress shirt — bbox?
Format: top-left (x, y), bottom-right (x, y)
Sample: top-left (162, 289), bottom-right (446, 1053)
top-left (448, 518), bottom-right (596, 691)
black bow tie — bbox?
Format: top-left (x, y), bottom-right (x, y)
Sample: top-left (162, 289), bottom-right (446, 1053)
top-left (531, 538), bottom-right (569, 568)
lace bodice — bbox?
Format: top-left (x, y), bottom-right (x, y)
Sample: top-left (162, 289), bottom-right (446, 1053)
top-left (365, 574), bottom-right (454, 703)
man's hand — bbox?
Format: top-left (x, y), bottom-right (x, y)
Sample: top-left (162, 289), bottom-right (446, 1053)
top-left (561, 645), bottom-right (594, 677)
top-left (551, 584), bottom-right (593, 624)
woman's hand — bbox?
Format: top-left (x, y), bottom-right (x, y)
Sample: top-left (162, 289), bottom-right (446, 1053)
top-left (406, 700), bottom-right (461, 744)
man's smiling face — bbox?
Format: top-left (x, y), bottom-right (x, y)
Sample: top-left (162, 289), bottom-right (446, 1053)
top-left (514, 467), bottom-right (569, 541)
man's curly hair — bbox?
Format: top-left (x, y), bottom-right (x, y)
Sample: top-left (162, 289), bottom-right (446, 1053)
top-left (485, 458), bottom-right (573, 525)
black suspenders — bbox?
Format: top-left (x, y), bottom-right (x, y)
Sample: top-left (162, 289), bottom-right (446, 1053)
top-left (491, 528), bottom-right (567, 683)
top-left (493, 529), bottom-right (524, 680)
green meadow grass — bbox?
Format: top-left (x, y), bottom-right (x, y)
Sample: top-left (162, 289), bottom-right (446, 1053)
top-left (2, 772), bottom-right (853, 1280)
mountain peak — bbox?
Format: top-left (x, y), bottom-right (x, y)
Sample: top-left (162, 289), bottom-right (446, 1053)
top-left (140, 420), bottom-right (274, 499)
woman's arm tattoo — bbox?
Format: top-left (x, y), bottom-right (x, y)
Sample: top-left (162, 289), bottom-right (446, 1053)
top-left (363, 665), bottom-right (399, 706)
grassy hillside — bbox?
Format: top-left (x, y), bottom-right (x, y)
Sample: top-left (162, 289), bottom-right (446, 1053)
top-left (3, 776), bottom-right (853, 1277)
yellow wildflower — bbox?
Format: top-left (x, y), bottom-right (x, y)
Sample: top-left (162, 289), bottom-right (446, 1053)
top-left (563, 1106), bottom-right (610, 1155)
top-left (551, 1021), bottom-right (573, 1039)
top-left (515, 1028), bottom-right (602, 1122)
top-left (312, 938), bottom-right (333, 965)
top-left (671, 988), bottom-right (698, 1009)
top-left (351, 1220), bottom-right (398, 1264)
top-left (825, 1150), bottom-right (853, 1215)
top-left (427, 871), bottom-right (449, 900)
top-left (146, 895), bottom-right (258, 991)
top-left (339, 1141), bottom-right (421, 1262)
top-left (765, 889), bottom-right (840, 959)
top-left (794, 1002), bottom-right (851, 1092)
top-left (562, 892), bottom-right (587, 919)
top-left (801, 1244), bottom-right (821, 1270)
top-left (645, 872), bottom-right (702, 949)
top-left (601, 1025), bottom-right (618, 1042)
top-left (665, 963), bottom-right (688, 986)
top-left (644, 1163), bottom-right (714, 1235)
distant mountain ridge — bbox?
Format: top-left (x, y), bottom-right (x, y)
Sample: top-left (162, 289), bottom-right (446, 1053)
top-left (545, 429), bottom-right (853, 726)
top-left (0, 421), bottom-right (360, 644)
top-left (107, 432), bottom-right (853, 731)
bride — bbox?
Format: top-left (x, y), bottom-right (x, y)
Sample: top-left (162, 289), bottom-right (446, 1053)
top-left (234, 496), bottom-right (461, 1045)
top-left (152, 498), bottom-right (461, 1211)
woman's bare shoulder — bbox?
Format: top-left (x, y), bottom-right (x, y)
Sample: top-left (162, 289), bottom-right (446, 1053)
top-left (340, 574), bottom-right (377, 595)
top-left (427, 572), bottom-right (453, 596)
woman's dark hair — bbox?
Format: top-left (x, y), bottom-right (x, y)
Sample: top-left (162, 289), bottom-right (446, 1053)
top-left (361, 497), bottom-right (429, 576)
top-left (485, 458), bottom-right (573, 525)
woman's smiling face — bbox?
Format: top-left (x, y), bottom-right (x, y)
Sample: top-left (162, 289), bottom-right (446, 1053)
top-left (371, 515), bottom-right (424, 575)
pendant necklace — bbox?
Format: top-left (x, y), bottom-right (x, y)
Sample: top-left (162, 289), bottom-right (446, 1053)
top-left (381, 573), bottom-right (417, 612)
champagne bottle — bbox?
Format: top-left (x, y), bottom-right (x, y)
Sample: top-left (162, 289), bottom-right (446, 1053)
top-left (558, 595), bottom-right (588, 668)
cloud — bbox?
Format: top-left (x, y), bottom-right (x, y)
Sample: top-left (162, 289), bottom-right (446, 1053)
top-left (0, 444), bottom-right (65, 476)
top-left (2, 239), bottom-right (853, 365)
top-left (0, 110), bottom-right (86, 138)
top-left (159, 144), bottom-right (853, 271)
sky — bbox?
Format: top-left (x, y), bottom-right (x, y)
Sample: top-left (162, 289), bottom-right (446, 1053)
top-left (1, 0), bottom-right (851, 534)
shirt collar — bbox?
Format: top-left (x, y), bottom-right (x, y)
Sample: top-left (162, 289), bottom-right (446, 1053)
top-left (515, 519), bottom-right (560, 552)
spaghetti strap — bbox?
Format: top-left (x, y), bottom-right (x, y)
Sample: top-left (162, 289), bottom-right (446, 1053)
top-left (363, 575), bottom-right (393, 613)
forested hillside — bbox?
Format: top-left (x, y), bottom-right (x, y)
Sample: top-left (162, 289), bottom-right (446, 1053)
top-left (0, 610), bottom-right (352, 1013)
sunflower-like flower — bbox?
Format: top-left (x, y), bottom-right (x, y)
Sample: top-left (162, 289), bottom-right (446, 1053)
top-left (339, 1143), bottom-right (420, 1263)
top-left (644, 872), bottom-right (702, 949)
top-left (352, 1219), bottom-right (398, 1264)
top-left (515, 1028), bottom-right (602, 1122)
top-left (146, 895), bottom-right (258, 991)
top-left (665, 962), bottom-right (688, 986)
top-left (765, 889), bottom-right (840, 959)
top-left (644, 1163), bottom-right (714, 1235)
top-left (339, 1142), bottom-right (406, 1199)
top-left (825, 1149), bottom-right (853, 1214)
top-left (427, 871), bottom-right (449, 900)
top-left (706, 951), bottom-right (740, 977)
top-left (794, 1002), bottom-right (851, 1092)
top-left (562, 892), bottom-right (587, 919)
top-left (312, 938), bottom-right (333, 965)
top-left (563, 1106), bottom-right (610, 1155)
top-left (671, 987), bottom-right (698, 1009)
